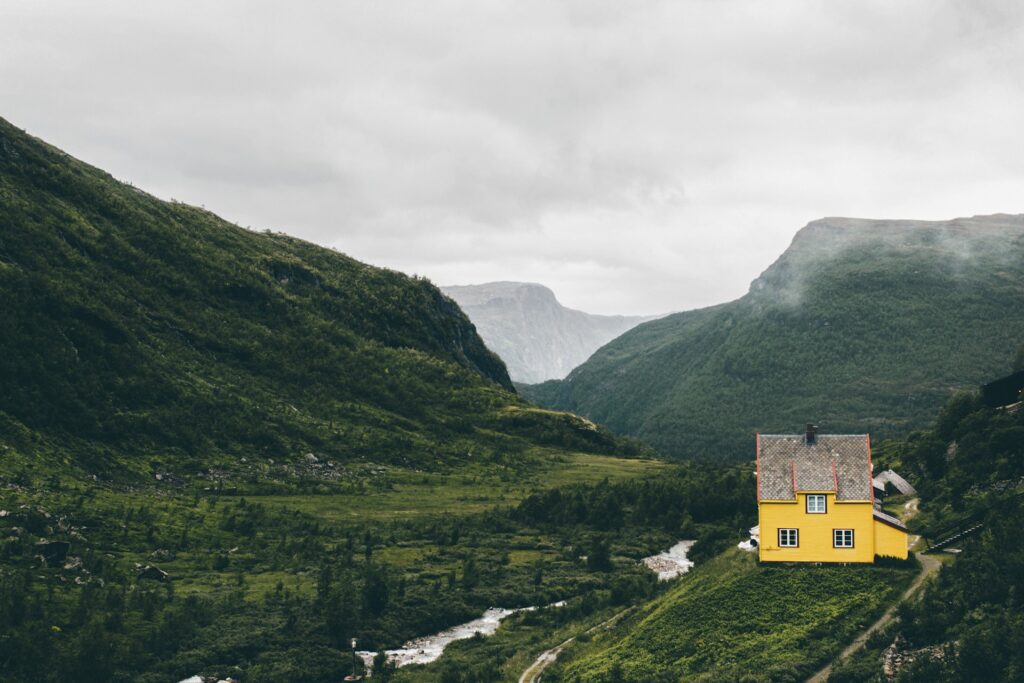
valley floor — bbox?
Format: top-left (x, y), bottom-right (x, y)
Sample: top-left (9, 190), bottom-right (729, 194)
top-left (0, 448), bottom-right (712, 683)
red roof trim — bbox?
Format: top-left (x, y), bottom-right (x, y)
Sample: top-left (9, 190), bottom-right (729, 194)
top-left (866, 434), bottom-right (875, 504)
top-left (756, 433), bottom-right (762, 500)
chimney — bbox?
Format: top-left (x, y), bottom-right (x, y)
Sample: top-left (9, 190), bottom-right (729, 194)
top-left (805, 423), bottom-right (818, 445)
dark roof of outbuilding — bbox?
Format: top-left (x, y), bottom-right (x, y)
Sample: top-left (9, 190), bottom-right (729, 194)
top-left (757, 434), bottom-right (873, 502)
top-left (872, 509), bottom-right (908, 531)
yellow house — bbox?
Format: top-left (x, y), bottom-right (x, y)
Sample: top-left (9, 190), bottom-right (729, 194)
top-left (757, 425), bottom-right (909, 563)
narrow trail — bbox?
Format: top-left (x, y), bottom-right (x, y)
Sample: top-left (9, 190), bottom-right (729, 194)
top-left (518, 608), bottom-right (631, 683)
top-left (806, 497), bottom-right (938, 683)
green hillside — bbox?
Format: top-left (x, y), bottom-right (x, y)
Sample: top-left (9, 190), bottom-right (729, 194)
top-left (546, 550), bottom-right (914, 683)
top-left (0, 118), bottom-right (706, 682)
top-left (523, 215), bottom-right (1024, 460)
top-left (830, 366), bottom-right (1024, 683)
top-left (0, 115), bottom-right (645, 476)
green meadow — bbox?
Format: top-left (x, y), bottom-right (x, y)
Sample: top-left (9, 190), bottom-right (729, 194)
top-left (249, 451), bottom-right (668, 522)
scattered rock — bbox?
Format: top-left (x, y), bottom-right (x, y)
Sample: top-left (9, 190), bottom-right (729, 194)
top-left (883, 636), bottom-right (951, 679)
top-left (137, 565), bottom-right (169, 582)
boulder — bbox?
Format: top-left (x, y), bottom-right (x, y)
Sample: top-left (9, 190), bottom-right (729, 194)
top-left (138, 565), bottom-right (169, 582)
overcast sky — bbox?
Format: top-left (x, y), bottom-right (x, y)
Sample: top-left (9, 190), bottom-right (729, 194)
top-left (3, 1), bottom-right (1023, 315)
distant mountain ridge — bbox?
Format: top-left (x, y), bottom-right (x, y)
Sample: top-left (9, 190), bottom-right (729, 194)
top-left (522, 214), bottom-right (1024, 460)
top-left (441, 281), bottom-right (656, 384)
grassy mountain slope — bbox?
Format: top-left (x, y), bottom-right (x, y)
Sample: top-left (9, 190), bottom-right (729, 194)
top-left (547, 549), bottom-right (915, 683)
top-left (523, 216), bottom-right (1024, 460)
top-left (0, 116), bottom-right (645, 476)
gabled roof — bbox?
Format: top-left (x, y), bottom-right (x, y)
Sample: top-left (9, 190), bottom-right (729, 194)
top-left (874, 469), bottom-right (917, 496)
top-left (757, 434), bottom-right (873, 502)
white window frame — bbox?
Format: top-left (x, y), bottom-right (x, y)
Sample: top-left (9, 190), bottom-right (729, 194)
top-left (833, 529), bottom-right (855, 548)
top-left (778, 528), bottom-right (799, 548)
top-left (806, 494), bottom-right (827, 514)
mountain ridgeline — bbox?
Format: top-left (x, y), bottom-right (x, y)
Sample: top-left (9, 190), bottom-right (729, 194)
top-left (441, 281), bottom-right (655, 384)
top-left (0, 116), bottom-right (638, 475)
top-left (523, 215), bottom-right (1024, 460)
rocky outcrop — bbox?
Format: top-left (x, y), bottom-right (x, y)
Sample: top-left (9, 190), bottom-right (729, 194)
top-left (882, 636), bottom-right (952, 678)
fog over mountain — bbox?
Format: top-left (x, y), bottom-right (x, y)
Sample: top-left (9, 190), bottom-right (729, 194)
top-left (442, 282), bottom-right (657, 384)
top-left (523, 213), bottom-right (1024, 459)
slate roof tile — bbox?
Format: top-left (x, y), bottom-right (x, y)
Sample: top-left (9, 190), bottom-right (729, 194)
top-left (757, 434), bottom-right (872, 502)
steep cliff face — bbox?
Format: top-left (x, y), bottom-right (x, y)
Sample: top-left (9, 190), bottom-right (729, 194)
top-left (522, 215), bottom-right (1024, 460)
top-left (441, 282), bottom-right (655, 384)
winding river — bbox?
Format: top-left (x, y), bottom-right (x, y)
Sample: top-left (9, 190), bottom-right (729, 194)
top-left (355, 539), bottom-right (697, 671)
top-left (356, 606), bottom-right (530, 669)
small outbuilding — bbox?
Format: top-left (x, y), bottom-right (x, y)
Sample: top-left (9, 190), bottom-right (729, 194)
top-left (874, 469), bottom-right (916, 496)
top-left (981, 370), bottom-right (1024, 408)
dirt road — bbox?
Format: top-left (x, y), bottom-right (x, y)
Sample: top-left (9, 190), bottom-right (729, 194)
top-left (518, 609), bottom-right (631, 683)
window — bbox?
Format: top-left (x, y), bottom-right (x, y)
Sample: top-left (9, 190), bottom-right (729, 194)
top-left (778, 528), bottom-right (799, 547)
top-left (806, 494), bottom-right (827, 514)
top-left (833, 529), bottom-right (854, 548)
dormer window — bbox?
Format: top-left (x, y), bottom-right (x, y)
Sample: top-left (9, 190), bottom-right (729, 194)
top-left (806, 494), bottom-right (826, 514)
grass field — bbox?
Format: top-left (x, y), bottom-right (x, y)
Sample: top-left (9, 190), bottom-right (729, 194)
top-left (245, 451), bottom-right (668, 522)
top-left (0, 449), bottom-right (667, 605)
top-left (549, 549), bottom-right (918, 683)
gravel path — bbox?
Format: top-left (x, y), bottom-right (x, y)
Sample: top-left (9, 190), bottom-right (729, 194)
top-left (518, 609), bottom-right (631, 683)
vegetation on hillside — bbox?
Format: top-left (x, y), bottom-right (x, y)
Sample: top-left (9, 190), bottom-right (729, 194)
top-left (0, 457), bottom-right (754, 682)
top-left (0, 115), bottom-right (654, 480)
top-left (543, 549), bottom-right (916, 683)
top-left (523, 216), bottom-right (1024, 460)
top-left (830, 361), bottom-right (1024, 682)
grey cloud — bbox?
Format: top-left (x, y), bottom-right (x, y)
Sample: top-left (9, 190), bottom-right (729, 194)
top-left (1, 0), bottom-right (1022, 315)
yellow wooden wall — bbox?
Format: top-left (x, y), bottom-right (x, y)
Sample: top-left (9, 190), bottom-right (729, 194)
top-left (873, 519), bottom-right (909, 559)
top-left (758, 492), bottom-right (876, 563)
